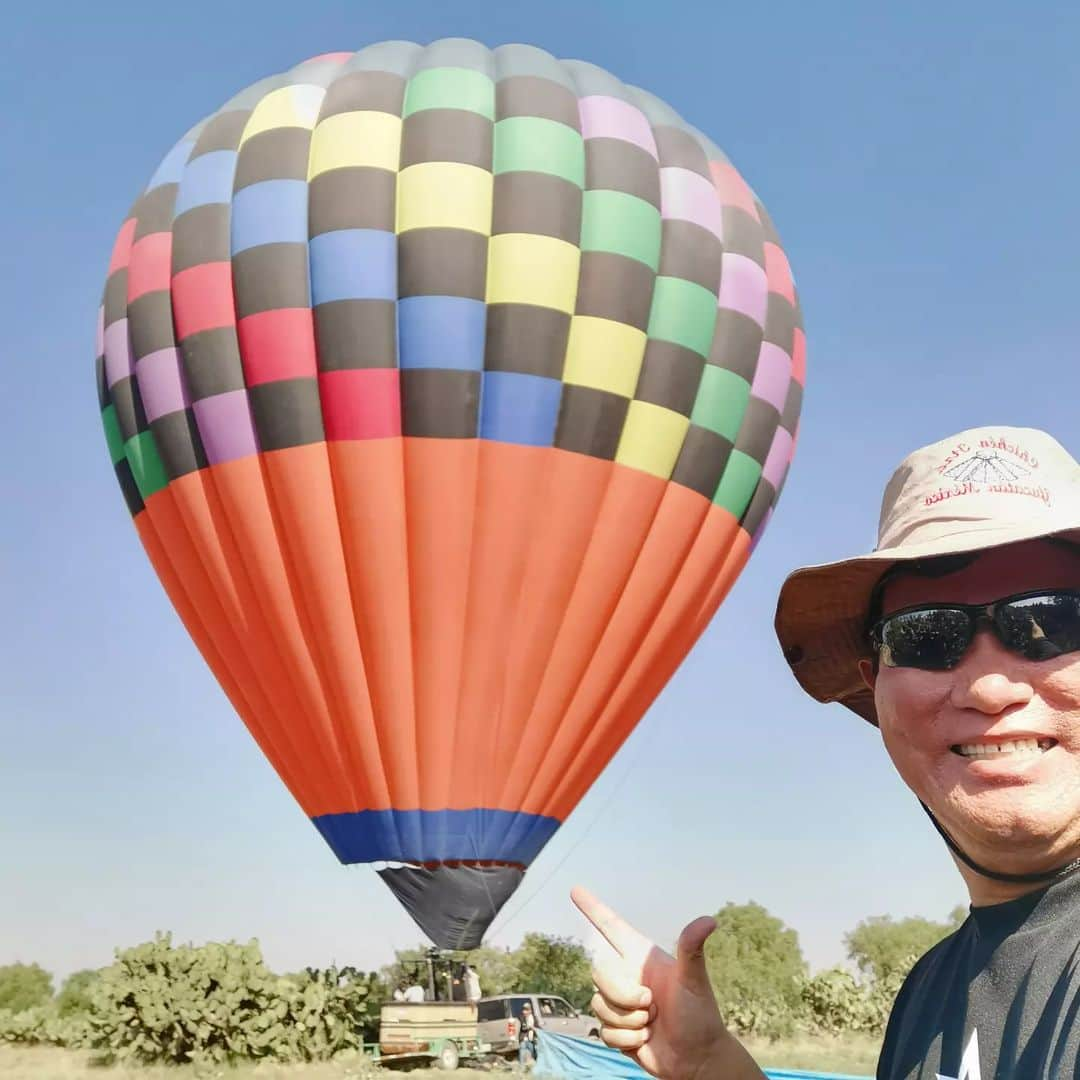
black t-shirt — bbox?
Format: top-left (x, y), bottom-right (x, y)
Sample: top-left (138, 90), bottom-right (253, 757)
top-left (878, 871), bottom-right (1080, 1078)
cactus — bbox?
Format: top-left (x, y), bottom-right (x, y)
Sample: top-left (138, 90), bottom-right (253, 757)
top-left (0, 1005), bottom-right (92, 1047)
top-left (0, 935), bottom-right (379, 1064)
top-left (78, 933), bottom-right (375, 1065)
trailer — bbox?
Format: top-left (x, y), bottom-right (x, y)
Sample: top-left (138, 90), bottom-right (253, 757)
top-left (372, 1000), bottom-right (489, 1070)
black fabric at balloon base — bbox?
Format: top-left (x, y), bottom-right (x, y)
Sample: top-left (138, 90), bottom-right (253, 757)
top-left (378, 864), bottom-right (523, 950)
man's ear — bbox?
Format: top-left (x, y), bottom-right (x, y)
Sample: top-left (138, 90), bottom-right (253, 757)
top-left (857, 658), bottom-right (877, 692)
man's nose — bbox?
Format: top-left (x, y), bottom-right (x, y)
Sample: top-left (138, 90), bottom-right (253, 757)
top-left (950, 629), bottom-right (1034, 714)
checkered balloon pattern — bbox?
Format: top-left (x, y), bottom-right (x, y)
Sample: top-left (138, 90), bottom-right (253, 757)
top-left (96, 40), bottom-right (804, 947)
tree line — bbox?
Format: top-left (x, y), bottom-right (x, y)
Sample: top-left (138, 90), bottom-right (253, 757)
top-left (702, 900), bottom-right (966, 1038)
top-left (0, 899), bottom-right (966, 1064)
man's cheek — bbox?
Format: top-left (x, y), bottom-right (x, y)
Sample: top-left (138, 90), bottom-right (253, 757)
top-left (880, 720), bottom-right (942, 795)
top-left (886, 676), bottom-right (950, 740)
top-left (1039, 663), bottom-right (1080, 710)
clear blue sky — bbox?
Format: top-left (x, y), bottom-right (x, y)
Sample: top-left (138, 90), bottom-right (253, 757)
top-left (3, 0), bottom-right (1078, 984)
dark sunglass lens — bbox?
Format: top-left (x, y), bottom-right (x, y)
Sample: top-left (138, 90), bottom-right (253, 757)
top-left (879, 608), bottom-right (973, 669)
top-left (999, 593), bottom-right (1080, 660)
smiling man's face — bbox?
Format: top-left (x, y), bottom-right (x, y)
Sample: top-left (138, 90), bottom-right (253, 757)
top-left (864, 540), bottom-right (1080, 876)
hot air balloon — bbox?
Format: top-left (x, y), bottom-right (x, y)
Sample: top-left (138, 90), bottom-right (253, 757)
top-left (96, 39), bottom-right (804, 950)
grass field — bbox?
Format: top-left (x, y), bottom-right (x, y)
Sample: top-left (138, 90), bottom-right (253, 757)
top-left (0, 1035), bottom-right (881, 1078)
top-left (743, 1033), bottom-right (880, 1073)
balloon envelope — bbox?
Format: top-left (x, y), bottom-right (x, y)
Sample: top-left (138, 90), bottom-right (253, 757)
top-left (96, 39), bottom-right (804, 949)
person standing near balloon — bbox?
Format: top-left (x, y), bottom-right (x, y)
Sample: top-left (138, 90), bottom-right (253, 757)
top-left (464, 963), bottom-right (481, 1003)
top-left (517, 1002), bottom-right (539, 1067)
top-left (577, 426), bottom-right (1080, 1079)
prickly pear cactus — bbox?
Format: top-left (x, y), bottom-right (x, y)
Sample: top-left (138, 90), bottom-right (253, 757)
top-left (86, 932), bottom-right (375, 1065)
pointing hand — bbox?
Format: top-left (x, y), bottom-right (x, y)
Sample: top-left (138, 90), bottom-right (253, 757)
top-left (571, 886), bottom-right (765, 1080)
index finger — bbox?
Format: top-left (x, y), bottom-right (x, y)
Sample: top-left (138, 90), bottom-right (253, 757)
top-left (571, 885), bottom-right (652, 963)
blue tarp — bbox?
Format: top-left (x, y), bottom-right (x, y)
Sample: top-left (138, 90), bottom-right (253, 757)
top-left (533, 1031), bottom-right (873, 1080)
top-left (534, 1030), bottom-right (654, 1078)
top-left (762, 1071), bottom-right (874, 1080)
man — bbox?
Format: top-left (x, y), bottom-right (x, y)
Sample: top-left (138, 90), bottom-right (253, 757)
top-left (574, 426), bottom-right (1080, 1079)
top-left (464, 963), bottom-right (481, 1003)
top-left (450, 964), bottom-right (466, 1002)
top-left (518, 1001), bottom-right (539, 1067)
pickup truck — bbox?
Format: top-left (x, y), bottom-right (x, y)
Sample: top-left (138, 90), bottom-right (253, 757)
top-left (476, 993), bottom-right (601, 1055)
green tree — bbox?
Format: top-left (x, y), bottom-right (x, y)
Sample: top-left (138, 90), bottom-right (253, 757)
top-left (845, 906), bottom-right (965, 984)
top-left (469, 946), bottom-right (518, 996)
top-left (801, 967), bottom-right (872, 1035)
top-left (359, 969), bottom-right (389, 1043)
top-left (947, 904), bottom-right (968, 927)
top-left (380, 935), bottom-right (593, 1010)
top-left (380, 944), bottom-right (516, 1000)
top-left (703, 902), bottom-right (807, 1039)
top-left (55, 970), bottom-right (99, 1017)
top-left (380, 947), bottom-right (430, 997)
top-left (510, 934), bottom-right (594, 1011)
top-left (864, 952), bottom-right (919, 1033)
top-left (0, 963), bottom-right (53, 1013)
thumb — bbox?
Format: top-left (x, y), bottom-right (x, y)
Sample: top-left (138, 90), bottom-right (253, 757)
top-left (676, 915), bottom-right (717, 993)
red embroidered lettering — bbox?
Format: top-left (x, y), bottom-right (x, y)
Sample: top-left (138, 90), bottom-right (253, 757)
top-left (937, 443), bottom-right (971, 475)
top-left (924, 481), bottom-right (979, 506)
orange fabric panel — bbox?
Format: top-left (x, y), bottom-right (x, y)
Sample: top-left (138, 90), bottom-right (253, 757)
top-left (135, 442), bottom-right (755, 829)
top-left (453, 442), bottom-right (553, 810)
top-left (135, 488), bottom-right (317, 811)
top-left (192, 456), bottom-right (356, 816)
top-left (326, 439), bottom-right (419, 809)
top-left (486, 451), bottom-right (613, 793)
top-left (401, 438), bottom-right (480, 812)
top-left (496, 463), bottom-right (667, 813)
top-left (256, 444), bottom-right (389, 812)
top-left (520, 480), bottom-right (713, 816)
top-left (133, 512), bottom-right (262, 758)
top-left (166, 471), bottom-right (342, 810)
top-left (545, 506), bottom-right (750, 821)
top-left (690, 526), bottom-right (753, 634)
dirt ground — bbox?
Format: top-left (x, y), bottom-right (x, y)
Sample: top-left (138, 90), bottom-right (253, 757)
top-left (0, 1036), bottom-right (881, 1078)
top-left (0, 1045), bottom-right (509, 1079)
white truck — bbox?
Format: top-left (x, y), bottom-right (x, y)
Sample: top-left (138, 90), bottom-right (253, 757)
top-left (476, 993), bottom-right (601, 1056)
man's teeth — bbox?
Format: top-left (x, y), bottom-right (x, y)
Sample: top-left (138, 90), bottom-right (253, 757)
top-left (956, 738), bottom-right (1054, 760)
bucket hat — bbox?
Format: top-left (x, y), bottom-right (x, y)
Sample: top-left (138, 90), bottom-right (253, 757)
top-left (774, 426), bottom-right (1080, 725)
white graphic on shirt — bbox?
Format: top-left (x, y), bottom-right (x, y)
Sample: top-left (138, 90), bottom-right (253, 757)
top-left (937, 1027), bottom-right (981, 1080)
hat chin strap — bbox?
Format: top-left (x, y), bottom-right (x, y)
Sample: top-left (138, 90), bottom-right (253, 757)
top-left (919, 801), bottom-right (1080, 885)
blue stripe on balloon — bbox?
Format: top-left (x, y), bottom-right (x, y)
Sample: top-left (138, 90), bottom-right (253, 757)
top-left (480, 372), bottom-right (562, 447)
top-left (310, 229), bottom-right (397, 305)
top-left (397, 296), bottom-right (486, 371)
top-left (146, 138), bottom-right (194, 192)
top-left (174, 151), bottom-right (238, 215)
top-left (231, 180), bottom-right (309, 254)
top-left (311, 808), bottom-right (560, 865)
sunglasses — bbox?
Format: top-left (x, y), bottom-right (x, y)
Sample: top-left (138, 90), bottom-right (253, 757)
top-left (868, 589), bottom-right (1080, 671)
